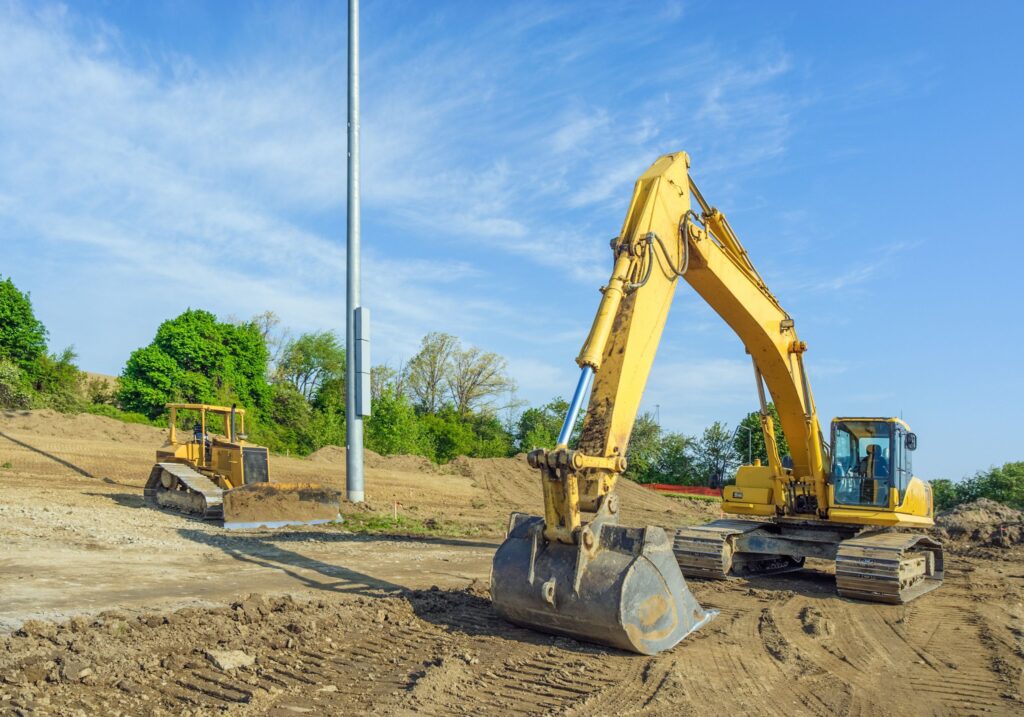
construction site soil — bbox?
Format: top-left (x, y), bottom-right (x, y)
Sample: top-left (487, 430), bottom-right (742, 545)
top-left (1, 409), bottom-right (1022, 716)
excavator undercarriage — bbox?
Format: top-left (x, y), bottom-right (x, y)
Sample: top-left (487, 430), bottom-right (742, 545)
top-left (674, 519), bottom-right (944, 604)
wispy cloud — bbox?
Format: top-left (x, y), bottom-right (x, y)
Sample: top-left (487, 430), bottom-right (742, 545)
top-left (0, 0), bottom-right (814, 411)
top-left (779, 240), bottom-right (922, 294)
top-left (0, 1), bottom-right (506, 369)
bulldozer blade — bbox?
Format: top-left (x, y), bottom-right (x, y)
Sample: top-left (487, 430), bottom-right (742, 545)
top-left (222, 482), bottom-right (342, 530)
top-left (490, 513), bottom-right (716, 655)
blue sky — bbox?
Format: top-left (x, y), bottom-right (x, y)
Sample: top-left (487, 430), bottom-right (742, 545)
top-left (2, 1), bottom-right (1021, 480)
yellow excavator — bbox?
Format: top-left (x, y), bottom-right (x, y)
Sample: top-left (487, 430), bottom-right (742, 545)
top-left (144, 403), bottom-right (341, 529)
top-left (491, 151), bottom-right (941, 655)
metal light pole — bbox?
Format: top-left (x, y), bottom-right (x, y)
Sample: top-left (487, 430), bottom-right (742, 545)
top-left (734, 424), bottom-right (753, 465)
top-left (345, 0), bottom-right (368, 503)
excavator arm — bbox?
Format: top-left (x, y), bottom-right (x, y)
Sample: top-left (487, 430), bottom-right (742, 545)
top-left (531, 152), bottom-right (695, 543)
top-left (492, 153), bottom-right (729, 655)
top-left (684, 196), bottom-right (828, 514)
top-left (536, 151), bottom-right (827, 544)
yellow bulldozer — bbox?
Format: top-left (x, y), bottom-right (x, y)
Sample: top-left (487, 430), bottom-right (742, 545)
top-left (491, 151), bottom-right (942, 655)
top-left (144, 403), bottom-right (341, 529)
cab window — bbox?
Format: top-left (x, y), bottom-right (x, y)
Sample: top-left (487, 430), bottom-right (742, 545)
top-left (831, 420), bottom-right (893, 507)
top-left (893, 427), bottom-right (913, 504)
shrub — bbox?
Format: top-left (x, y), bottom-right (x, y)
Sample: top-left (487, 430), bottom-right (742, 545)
top-left (0, 359), bottom-right (32, 409)
top-left (30, 348), bottom-right (83, 411)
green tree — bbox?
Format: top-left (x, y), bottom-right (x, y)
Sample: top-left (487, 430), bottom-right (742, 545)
top-left (278, 331), bottom-right (345, 402)
top-left (625, 412), bottom-right (662, 483)
top-left (0, 276), bottom-right (47, 373)
top-left (655, 432), bottom-right (699, 485)
top-left (118, 309), bottom-right (270, 418)
top-left (733, 404), bottom-right (790, 465)
top-left (695, 421), bottom-right (739, 486)
top-left (957, 462), bottom-right (1024, 510)
top-left (31, 347), bottom-right (82, 410)
top-left (0, 358), bottom-right (32, 409)
top-left (250, 310), bottom-right (290, 375)
top-left (446, 344), bottom-right (516, 417)
top-left (515, 397), bottom-right (570, 452)
top-left (371, 363), bottom-right (404, 401)
top-left (930, 478), bottom-right (959, 512)
top-left (464, 412), bottom-right (515, 457)
top-left (420, 407), bottom-right (476, 463)
top-left (407, 332), bottom-right (458, 413)
top-left (261, 382), bottom-right (315, 453)
top-left (365, 387), bottom-right (426, 456)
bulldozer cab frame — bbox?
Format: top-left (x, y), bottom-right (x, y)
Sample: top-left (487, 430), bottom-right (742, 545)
top-left (167, 403), bottom-right (245, 469)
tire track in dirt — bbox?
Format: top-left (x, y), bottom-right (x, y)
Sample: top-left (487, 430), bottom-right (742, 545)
top-left (264, 623), bottom-right (444, 715)
top-left (398, 590), bottom-right (602, 716)
top-left (682, 597), bottom-right (801, 717)
top-left (900, 600), bottom-right (1010, 714)
top-left (127, 621), bottom-right (450, 715)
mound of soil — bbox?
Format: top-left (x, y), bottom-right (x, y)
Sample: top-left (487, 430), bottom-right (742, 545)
top-left (0, 409), bottom-right (164, 444)
top-left (307, 445), bottom-right (436, 473)
top-left (303, 447), bottom-right (712, 530)
top-left (935, 498), bottom-right (1024, 547)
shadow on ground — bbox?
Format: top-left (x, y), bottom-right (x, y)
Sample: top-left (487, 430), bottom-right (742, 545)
top-left (0, 429), bottom-right (95, 477)
top-left (173, 526), bottom-right (609, 651)
top-left (179, 527), bottom-right (407, 597)
top-left (84, 491), bottom-right (146, 508)
top-left (0, 429), bottom-right (139, 488)
top-left (729, 561), bottom-right (847, 598)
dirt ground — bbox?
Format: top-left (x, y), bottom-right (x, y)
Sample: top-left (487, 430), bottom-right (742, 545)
top-left (1, 410), bottom-right (1022, 716)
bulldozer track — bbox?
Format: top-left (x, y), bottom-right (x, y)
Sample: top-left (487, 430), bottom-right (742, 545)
top-left (465, 654), bottom-right (597, 715)
top-left (137, 621), bottom-right (450, 715)
top-left (144, 462), bottom-right (224, 520)
top-left (899, 598), bottom-right (1012, 714)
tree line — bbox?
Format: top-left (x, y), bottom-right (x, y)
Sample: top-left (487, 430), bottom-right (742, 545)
top-left (0, 273), bottom-right (1020, 509)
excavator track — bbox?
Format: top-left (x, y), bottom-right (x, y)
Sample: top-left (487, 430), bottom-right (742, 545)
top-left (673, 519), bottom-right (804, 580)
top-left (835, 532), bottom-right (944, 604)
top-left (144, 462), bottom-right (224, 521)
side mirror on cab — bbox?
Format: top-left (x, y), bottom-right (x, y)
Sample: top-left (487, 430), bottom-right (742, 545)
top-left (905, 432), bottom-right (917, 451)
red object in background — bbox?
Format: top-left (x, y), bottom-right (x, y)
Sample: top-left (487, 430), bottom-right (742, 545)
top-left (645, 483), bottom-right (721, 497)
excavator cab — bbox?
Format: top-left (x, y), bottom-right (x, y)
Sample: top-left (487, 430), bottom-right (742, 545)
top-left (830, 418), bottom-right (916, 508)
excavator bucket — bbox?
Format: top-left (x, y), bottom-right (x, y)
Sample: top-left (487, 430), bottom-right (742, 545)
top-left (222, 482), bottom-right (342, 530)
top-left (491, 513), bottom-right (716, 655)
